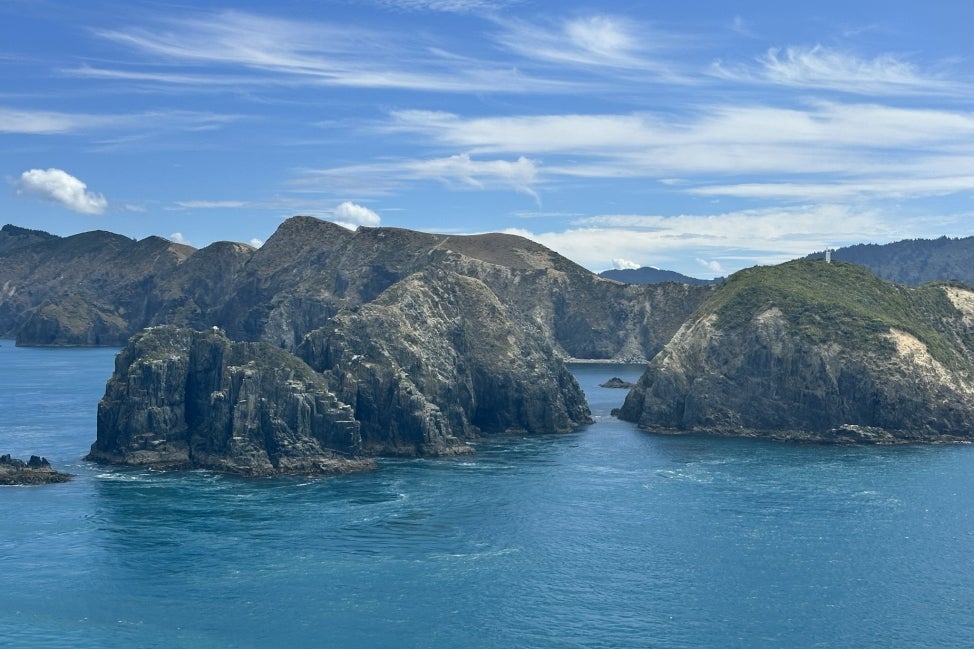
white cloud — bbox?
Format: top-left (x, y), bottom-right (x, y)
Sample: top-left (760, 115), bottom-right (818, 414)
top-left (0, 106), bottom-right (238, 136)
top-left (169, 232), bottom-right (191, 245)
top-left (696, 258), bottom-right (727, 275)
top-left (502, 204), bottom-right (903, 276)
top-left (612, 258), bottom-right (641, 270)
top-left (94, 10), bottom-right (573, 94)
top-left (333, 201), bottom-right (381, 226)
top-left (711, 45), bottom-right (959, 96)
top-left (299, 154), bottom-right (540, 200)
top-left (407, 153), bottom-right (539, 199)
top-left (15, 168), bottom-right (108, 215)
top-left (383, 104), bottom-right (974, 202)
top-left (249, 237), bottom-right (264, 248)
top-left (176, 200), bottom-right (247, 209)
top-left (492, 14), bottom-right (685, 78)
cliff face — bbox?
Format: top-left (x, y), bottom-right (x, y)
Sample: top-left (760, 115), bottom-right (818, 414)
top-left (298, 268), bottom-right (592, 457)
top-left (88, 326), bottom-right (372, 476)
top-left (89, 264), bottom-right (592, 474)
top-left (618, 260), bottom-right (974, 442)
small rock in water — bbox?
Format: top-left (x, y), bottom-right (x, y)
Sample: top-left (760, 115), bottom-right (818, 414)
top-left (0, 453), bottom-right (72, 485)
top-left (600, 377), bottom-right (635, 389)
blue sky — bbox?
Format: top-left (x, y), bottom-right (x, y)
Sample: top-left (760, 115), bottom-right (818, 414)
top-left (3, 0), bottom-right (974, 277)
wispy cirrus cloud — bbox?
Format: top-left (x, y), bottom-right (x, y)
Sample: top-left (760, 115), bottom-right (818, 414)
top-left (296, 153), bottom-right (540, 200)
top-left (380, 102), bottom-right (974, 202)
top-left (0, 106), bottom-right (239, 136)
top-left (491, 13), bottom-right (692, 81)
top-left (89, 10), bottom-right (574, 94)
top-left (175, 200), bottom-right (247, 209)
top-left (711, 45), bottom-right (961, 96)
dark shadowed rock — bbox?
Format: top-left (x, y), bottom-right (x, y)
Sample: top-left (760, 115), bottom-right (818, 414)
top-left (87, 326), bottom-right (374, 476)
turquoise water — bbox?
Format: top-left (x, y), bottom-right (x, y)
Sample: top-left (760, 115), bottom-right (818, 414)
top-left (2, 341), bottom-right (973, 648)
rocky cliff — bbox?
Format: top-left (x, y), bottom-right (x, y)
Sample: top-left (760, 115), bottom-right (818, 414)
top-left (617, 260), bottom-right (974, 442)
top-left (298, 267), bottom-right (591, 457)
top-left (88, 326), bottom-right (374, 476)
top-left (89, 264), bottom-right (593, 474)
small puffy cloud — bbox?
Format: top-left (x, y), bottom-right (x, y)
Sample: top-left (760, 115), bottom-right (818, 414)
top-left (612, 258), bottom-right (641, 270)
top-left (333, 201), bottom-right (381, 226)
top-left (249, 237), bottom-right (264, 248)
top-left (696, 258), bottom-right (726, 275)
top-left (15, 168), bottom-right (108, 214)
top-left (169, 232), bottom-right (192, 245)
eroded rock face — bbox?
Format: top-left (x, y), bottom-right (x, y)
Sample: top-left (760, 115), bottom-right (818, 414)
top-left (298, 268), bottom-right (592, 457)
top-left (90, 264), bottom-right (594, 474)
top-left (618, 262), bottom-right (974, 442)
top-left (88, 326), bottom-right (372, 476)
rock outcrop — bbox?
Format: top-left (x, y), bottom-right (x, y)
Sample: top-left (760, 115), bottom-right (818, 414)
top-left (298, 268), bottom-right (592, 457)
top-left (89, 265), bottom-right (593, 474)
top-left (88, 326), bottom-right (374, 476)
top-left (0, 454), bottom-right (72, 485)
top-left (617, 260), bottom-right (974, 442)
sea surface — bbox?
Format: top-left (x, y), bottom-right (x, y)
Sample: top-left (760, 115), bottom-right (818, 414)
top-left (2, 341), bottom-right (974, 648)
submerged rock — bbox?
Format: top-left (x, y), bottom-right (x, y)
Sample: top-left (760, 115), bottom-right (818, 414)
top-left (0, 454), bottom-right (72, 485)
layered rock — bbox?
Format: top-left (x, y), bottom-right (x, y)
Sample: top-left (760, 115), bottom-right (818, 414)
top-left (618, 260), bottom-right (974, 442)
top-left (0, 454), bottom-right (71, 485)
top-left (88, 326), bottom-right (373, 476)
top-left (298, 268), bottom-right (592, 457)
top-left (89, 262), bottom-right (594, 474)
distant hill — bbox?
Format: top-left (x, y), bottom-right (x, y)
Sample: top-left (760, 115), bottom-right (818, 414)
top-left (807, 236), bottom-right (974, 285)
top-left (599, 267), bottom-right (720, 286)
top-left (0, 224), bottom-right (58, 255)
top-left (0, 218), bottom-right (709, 359)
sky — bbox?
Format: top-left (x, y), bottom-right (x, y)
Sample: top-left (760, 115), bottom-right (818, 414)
top-left (3, 0), bottom-right (974, 278)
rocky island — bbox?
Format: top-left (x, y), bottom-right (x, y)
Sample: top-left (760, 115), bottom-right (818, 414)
top-left (73, 217), bottom-right (652, 475)
top-left (617, 259), bottom-right (974, 443)
top-left (0, 454), bottom-right (72, 485)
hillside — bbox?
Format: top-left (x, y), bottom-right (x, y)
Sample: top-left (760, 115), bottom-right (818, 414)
top-left (807, 236), bottom-right (974, 285)
top-left (599, 266), bottom-right (720, 286)
top-left (0, 217), bottom-right (710, 359)
top-left (617, 259), bottom-right (974, 442)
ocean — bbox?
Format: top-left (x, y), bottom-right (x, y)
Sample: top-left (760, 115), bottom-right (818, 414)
top-left (1, 341), bottom-right (973, 648)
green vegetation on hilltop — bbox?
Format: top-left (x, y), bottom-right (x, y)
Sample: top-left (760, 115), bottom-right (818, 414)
top-left (707, 260), bottom-right (967, 368)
